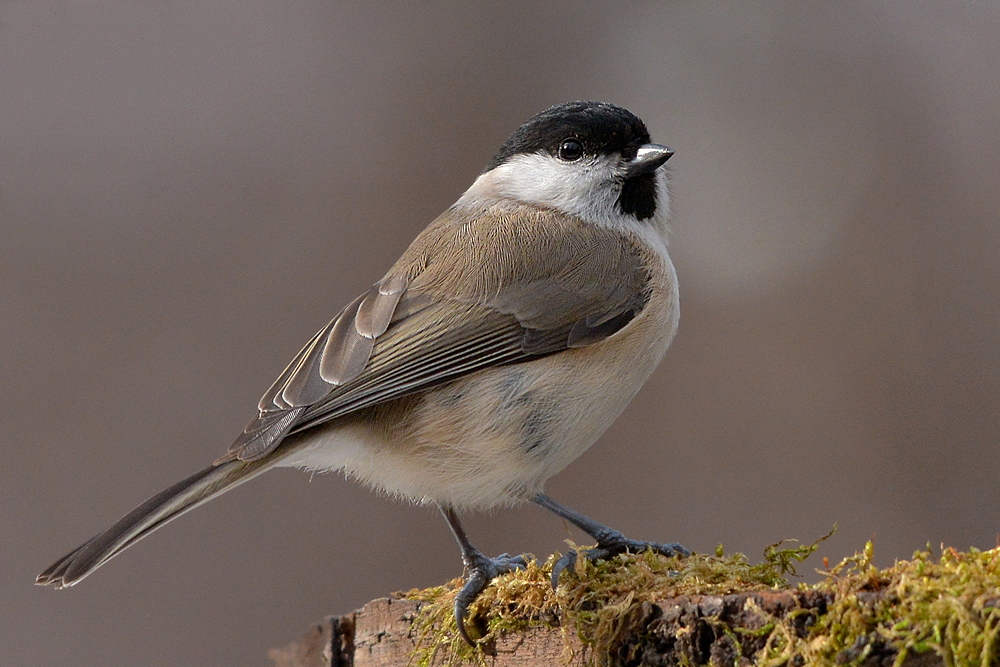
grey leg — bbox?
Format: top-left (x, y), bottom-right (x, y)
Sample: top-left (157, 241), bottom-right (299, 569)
top-left (439, 505), bottom-right (527, 645)
top-left (532, 493), bottom-right (688, 586)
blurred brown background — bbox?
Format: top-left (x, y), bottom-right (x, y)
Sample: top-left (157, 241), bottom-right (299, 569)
top-left (4, 2), bottom-right (999, 665)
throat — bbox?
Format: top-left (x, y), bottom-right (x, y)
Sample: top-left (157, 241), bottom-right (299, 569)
top-left (617, 173), bottom-right (658, 220)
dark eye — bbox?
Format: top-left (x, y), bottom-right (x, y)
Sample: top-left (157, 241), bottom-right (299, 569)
top-left (558, 138), bottom-right (584, 161)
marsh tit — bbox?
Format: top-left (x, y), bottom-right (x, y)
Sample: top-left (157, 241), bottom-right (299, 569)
top-left (38, 101), bottom-right (687, 644)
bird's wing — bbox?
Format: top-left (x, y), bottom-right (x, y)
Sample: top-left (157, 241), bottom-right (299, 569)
top-left (225, 204), bottom-right (655, 462)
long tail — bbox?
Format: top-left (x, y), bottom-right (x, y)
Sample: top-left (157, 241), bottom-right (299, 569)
top-left (36, 456), bottom-right (276, 589)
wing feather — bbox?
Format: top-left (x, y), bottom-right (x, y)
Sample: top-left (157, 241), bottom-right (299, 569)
top-left (225, 204), bottom-right (655, 462)
top-left (318, 293), bottom-right (374, 385)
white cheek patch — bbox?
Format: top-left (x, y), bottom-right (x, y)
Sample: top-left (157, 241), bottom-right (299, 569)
top-left (458, 153), bottom-right (625, 226)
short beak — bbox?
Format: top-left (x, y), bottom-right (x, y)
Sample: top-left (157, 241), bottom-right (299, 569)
top-left (625, 144), bottom-right (674, 178)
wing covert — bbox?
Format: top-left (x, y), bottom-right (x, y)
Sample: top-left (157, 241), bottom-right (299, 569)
top-left (224, 204), bottom-right (656, 462)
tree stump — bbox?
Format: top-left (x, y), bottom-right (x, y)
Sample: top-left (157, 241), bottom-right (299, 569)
top-left (270, 591), bottom-right (952, 666)
top-left (268, 545), bottom-right (999, 667)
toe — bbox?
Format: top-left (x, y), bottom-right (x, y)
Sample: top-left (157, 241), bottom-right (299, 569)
top-left (502, 554), bottom-right (529, 570)
top-left (650, 542), bottom-right (690, 558)
top-left (550, 550), bottom-right (578, 588)
top-left (551, 539), bottom-right (688, 588)
top-left (453, 552), bottom-right (532, 645)
top-left (454, 596), bottom-right (477, 646)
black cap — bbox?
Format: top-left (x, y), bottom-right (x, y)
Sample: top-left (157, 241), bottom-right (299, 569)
top-left (487, 101), bottom-right (653, 172)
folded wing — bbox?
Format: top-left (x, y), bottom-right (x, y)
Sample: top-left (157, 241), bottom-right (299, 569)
top-left (225, 206), bottom-right (653, 462)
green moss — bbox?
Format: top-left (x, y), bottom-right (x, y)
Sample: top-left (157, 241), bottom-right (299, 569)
top-left (399, 533), bottom-right (1000, 667)
top-left (772, 542), bottom-right (1000, 667)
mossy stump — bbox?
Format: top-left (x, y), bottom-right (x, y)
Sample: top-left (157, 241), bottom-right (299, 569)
top-left (270, 542), bottom-right (1000, 667)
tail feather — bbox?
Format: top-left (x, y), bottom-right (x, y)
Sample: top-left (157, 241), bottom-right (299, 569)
top-left (37, 457), bottom-right (275, 589)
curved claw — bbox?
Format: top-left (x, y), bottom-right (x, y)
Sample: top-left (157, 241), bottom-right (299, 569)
top-left (454, 570), bottom-right (488, 646)
top-left (550, 550), bottom-right (577, 588)
top-left (453, 553), bottom-right (528, 645)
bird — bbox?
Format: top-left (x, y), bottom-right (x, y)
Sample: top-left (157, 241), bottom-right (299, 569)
top-left (37, 101), bottom-right (688, 644)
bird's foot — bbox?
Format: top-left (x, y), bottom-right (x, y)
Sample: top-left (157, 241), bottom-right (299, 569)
top-left (454, 552), bottom-right (528, 645)
top-left (551, 533), bottom-right (688, 587)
